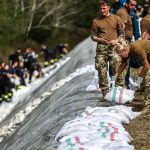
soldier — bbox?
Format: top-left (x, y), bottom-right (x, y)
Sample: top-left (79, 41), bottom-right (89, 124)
top-left (115, 0), bottom-right (133, 41)
top-left (9, 48), bottom-right (23, 66)
top-left (116, 0), bottom-right (141, 87)
top-left (140, 6), bottom-right (150, 40)
top-left (113, 40), bottom-right (150, 111)
top-left (91, 0), bottom-right (125, 99)
top-left (41, 44), bottom-right (55, 67)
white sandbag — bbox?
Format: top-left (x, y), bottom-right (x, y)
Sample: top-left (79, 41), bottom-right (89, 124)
top-left (55, 123), bottom-right (95, 141)
top-left (113, 105), bottom-right (141, 119)
top-left (89, 121), bottom-right (125, 131)
top-left (58, 136), bottom-right (115, 149)
top-left (56, 116), bottom-right (124, 141)
top-left (78, 106), bottom-right (127, 119)
top-left (68, 115), bottom-right (123, 128)
top-left (56, 122), bottom-right (129, 143)
top-left (59, 129), bottom-right (132, 144)
top-left (85, 139), bottom-right (134, 150)
top-left (84, 107), bottom-right (130, 124)
top-left (58, 144), bottom-right (134, 150)
top-left (102, 107), bottom-right (130, 120)
top-left (55, 124), bottom-right (93, 141)
top-left (76, 106), bottom-right (117, 119)
top-left (86, 76), bottom-right (99, 91)
top-left (57, 136), bottom-right (91, 150)
top-left (58, 124), bottom-right (132, 143)
top-left (78, 106), bottom-right (130, 123)
top-left (104, 87), bottom-right (135, 104)
top-left (96, 126), bottom-right (132, 142)
top-left (58, 137), bottom-right (132, 150)
top-left (58, 143), bottom-right (103, 150)
top-left (56, 118), bottom-right (123, 141)
top-left (57, 137), bottom-right (86, 150)
top-left (99, 144), bottom-right (135, 150)
top-left (59, 130), bottom-right (99, 142)
top-left (98, 111), bottom-right (129, 124)
top-left (58, 145), bottom-right (134, 150)
top-left (76, 106), bottom-right (105, 118)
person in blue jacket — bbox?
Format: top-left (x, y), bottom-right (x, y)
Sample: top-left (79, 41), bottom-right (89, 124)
top-left (112, 0), bottom-right (141, 40)
top-left (111, 0), bottom-right (127, 14)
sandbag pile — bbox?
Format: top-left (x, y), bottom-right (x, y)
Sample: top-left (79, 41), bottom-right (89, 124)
top-left (55, 105), bottom-right (140, 150)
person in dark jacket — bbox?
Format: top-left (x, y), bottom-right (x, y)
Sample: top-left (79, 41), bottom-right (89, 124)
top-left (54, 43), bottom-right (69, 59)
top-left (9, 48), bottom-right (22, 66)
top-left (0, 63), bottom-right (15, 101)
top-left (41, 44), bottom-right (55, 67)
top-left (24, 48), bottom-right (43, 83)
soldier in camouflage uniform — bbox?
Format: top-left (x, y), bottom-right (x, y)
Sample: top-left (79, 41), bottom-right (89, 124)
top-left (91, 0), bottom-right (125, 99)
top-left (113, 40), bottom-right (150, 110)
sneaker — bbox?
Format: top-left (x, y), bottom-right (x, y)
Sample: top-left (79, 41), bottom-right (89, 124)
top-left (44, 61), bottom-right (49, 67)
top-left (16, 85), bottom-right (22, 90)
top-left (50, 59), bottom-right (55, 64)
top-left (54, 58), bottom-right (58, 62)
top-left (2, 94), bottom-right (9, 101)
top-left (7, 92), bottom-right (13, 98)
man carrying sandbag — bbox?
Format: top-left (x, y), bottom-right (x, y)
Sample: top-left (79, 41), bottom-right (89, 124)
top-left (113, 39), bottom-right (150, 111)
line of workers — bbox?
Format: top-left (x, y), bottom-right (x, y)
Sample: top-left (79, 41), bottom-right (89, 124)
top-left (0, 43), bottom-right (69, 103)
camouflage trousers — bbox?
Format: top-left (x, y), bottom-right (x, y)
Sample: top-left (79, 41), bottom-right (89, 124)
top-left (132, 66), bottom-right (150, 105)
top-left (142, 68), bottom-right (150, 105)
top-left (95, 44), bottom-right (126, 97)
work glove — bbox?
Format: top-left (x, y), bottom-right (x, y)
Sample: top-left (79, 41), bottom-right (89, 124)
top-left (129, 76), bottom-right (143, 90)
top-left (109, 76), bottom-right (116, 89)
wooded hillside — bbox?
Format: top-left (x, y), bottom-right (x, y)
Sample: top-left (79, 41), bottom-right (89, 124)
top-left (0, 0), bottom-right (99, 61)
top-left (0, 0), bottom-right (143, 61)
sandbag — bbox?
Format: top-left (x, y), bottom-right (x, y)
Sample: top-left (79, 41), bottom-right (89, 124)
top-left (104, 87), bottom-right (135, 104)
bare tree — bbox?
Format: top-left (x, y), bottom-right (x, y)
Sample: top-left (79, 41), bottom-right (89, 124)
top-left (1, 0), bottom-right (81, 40)
top-left (24, 0), bottom-right (37, 37)
top-left (12, 0), bottom-right (81, 37)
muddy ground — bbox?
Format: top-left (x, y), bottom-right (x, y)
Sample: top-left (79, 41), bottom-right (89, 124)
top-left (125, 92), bottom-right (150, 150)
top-left (125, 68), bottom-right (150, 150)
top-left (126, 110), bottom-right (150, 150)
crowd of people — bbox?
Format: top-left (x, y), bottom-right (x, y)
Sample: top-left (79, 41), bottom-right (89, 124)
top-left (112, 0), bottom-right (150, 18)
top-left (91, 0), bottom-right (150, 111)
top-left (0, 43), bottom-right (69, 103)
